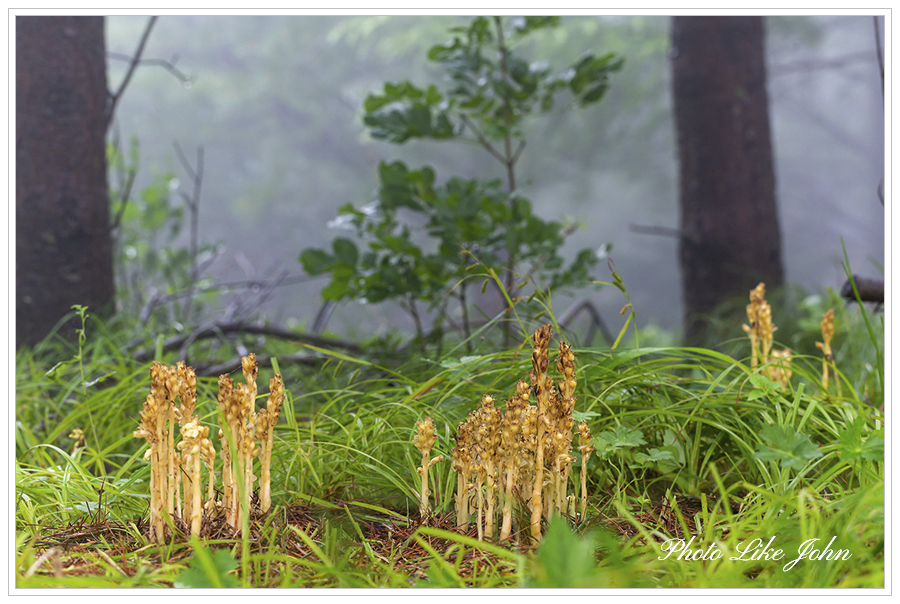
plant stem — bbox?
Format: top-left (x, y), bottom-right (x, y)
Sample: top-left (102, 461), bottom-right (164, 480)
top-left (493, 16), bottom-right (519, 348)
top-left (408, 296), bottom-right (425, 342)
top-left (419, 450), bottom-right (430, 518)
top-left (460, 283), bottom-right (472, 354)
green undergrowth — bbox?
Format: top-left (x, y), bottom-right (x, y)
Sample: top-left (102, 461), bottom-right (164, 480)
top-left (14, 294), bottom-right (884, 589)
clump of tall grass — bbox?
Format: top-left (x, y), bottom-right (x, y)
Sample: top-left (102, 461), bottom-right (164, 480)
top-left (14, 268), bottom-right (883, 588)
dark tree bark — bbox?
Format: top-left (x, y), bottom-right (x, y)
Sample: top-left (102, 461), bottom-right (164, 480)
top-left (17, 16), bottom-right (113, 347)
top-left (671, 16), bottom-right (784, 344)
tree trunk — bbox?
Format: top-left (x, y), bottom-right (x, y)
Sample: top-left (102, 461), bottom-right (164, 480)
top-left (671, 16), bottom-right (784, 344)
top-left (17, 16), bottom-right (113, 347)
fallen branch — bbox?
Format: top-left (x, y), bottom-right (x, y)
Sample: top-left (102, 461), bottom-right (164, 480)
top-left (194, 352), bottom-right (319, 380)
top-left (133, 322), bottom-right (363, 363)
top-left (841, 275), bottom-right (883, 304)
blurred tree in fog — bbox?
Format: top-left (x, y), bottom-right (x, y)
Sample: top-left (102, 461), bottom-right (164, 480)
top-left (16, 16), bottom-right (113, 347)
top-left (671, 16), bottom-right (784, 344)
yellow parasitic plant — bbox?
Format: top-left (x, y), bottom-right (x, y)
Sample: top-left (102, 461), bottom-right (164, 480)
top-left (743, 282), bottom-right (773, 369)
top-left (498, 381), bottom-right (529, 541)
top-left (134, 354), bottom-right (285, 543)
top-left (257, 374), bottom-right (285, 512)
top-left (816, 309), bottom-right (840, 396)
top-left (413, 416), bottom-right (443, 520)
top-left (529, 324), bottom-right (554, 541)
top-left (451, 420), bottom-right (474, 529)
top-left (577, 421), bottom-right (594, 521)
top-left (743, 282), bottom-right (792, 389)
top-left (437, 325), bottom-right (587, 543)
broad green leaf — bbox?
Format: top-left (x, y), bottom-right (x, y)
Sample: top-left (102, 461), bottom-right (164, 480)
top-left (299, 248), bottom-right (333, 275)
top-left (528, 516), bottom-right (602, 588)
top-left (753, 424), bottom-right (823, 470)
top-left (332, 237), bottom-right (358, 267)
top-left (837, 416), bottom-right (884, 463)
top-left (593, 425), bottom-right (646, 458)
top-left (634, 447), bottom-right (675, 468)
top-left (174, 540), bottom-right (239, 588)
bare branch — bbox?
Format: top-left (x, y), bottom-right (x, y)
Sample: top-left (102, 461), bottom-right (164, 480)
top-left (197, 352), bottom-right (322, 378)
top-left (629, 223), bottom-right (682, 239)
top-left (511, 138), bottom-right (527, 165)
top-left (769, 50), bottom-right (876, 76)
top-left (109, 134), bottom-right (138, 232)
top-left (109, 167), bottom-right (137, 232)
top-left (105, 16), bottom-right (158, 131)
top-left (312, 300), bottom-right (337, 335)
top-left (557, 298), bottom-right (614, 346)
top-left (171, 141), bottom-right (205, 320)
top-left (107, 52), bottom-right (193, 84)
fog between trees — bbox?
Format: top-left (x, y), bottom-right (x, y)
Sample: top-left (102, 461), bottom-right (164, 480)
top-left (105, 15), bottom-right (884, 342)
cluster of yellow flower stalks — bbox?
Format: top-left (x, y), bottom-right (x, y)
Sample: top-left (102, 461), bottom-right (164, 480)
top-left (743, 282), bottom-right (792, 388)
top-left (816, 309), bottom-right (841, 396)
top-left (415, 325), bottom-right (593, 543)
top-left (133, 354), bottom-right (284, 544)
top-left (743, 282), bottom-right (838, 394)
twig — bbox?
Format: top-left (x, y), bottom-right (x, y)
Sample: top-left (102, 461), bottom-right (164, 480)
top-left (460, 282), bottom-right (472, 354)
top-left (312, 300), bottom-right (337, 335)
top-left (459, 114), bottom-right (506, 165)
top-left (173, 142), bottom-right (205, 321)
top-left (874, 16), bottom-right (884, 101)
top-left (137, 273), bottom-right (313, 322)
top-left (629, 223), bottom-right (682, 239)
top-left (105, 16), bottom-right (158, 130)
top-left (106, 52), bottom-right (193, 84)
top-left (494, 17), bottom-right (519, 348)
top-left (408, 296), bottom-right (425, 342)
top-left (769, 50), bottom-right (878, 76)
top-left (511, 138), bottom-right (527, 164)
top-left (557, 298), bottom-right (614, 345)
top-left (110, 165), bottom-right (137, 231)
top-left (108, 132), bottom-right (138, 232)
top-left (24, 547), bottom-right (62, 579)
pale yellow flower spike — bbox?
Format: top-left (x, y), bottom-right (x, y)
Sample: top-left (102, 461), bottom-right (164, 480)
top-left (414, 416), bottom-right (443, 521)
top-left (769, 348), bottom-right (793, 390)
top-left (815, 309), bottom-right (839, 395)
top-left (451, 420), bottom-right (474, 529)
top-left (529, 324), bottom-right (553, 541)
top-left (499, 382), bottom-right (528, 542)
top-left (577, 421), bottom-right (594, 521)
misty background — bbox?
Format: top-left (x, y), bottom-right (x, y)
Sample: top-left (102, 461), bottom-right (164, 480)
top-left (104, 15), bottom-right (885, 341)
